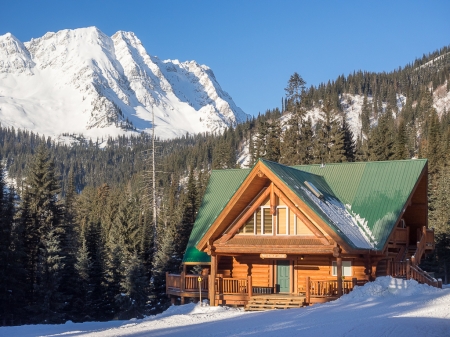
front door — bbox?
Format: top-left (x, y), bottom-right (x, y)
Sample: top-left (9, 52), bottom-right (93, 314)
top-left (276, 260), bottom-right (290, 293)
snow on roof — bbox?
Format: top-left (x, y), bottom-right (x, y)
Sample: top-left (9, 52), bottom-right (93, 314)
top-left (301, 186), bottom-right (375, 249)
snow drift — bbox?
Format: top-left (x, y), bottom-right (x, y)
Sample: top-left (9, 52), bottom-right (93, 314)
top-left (1, 277), bottom-right (449, 336)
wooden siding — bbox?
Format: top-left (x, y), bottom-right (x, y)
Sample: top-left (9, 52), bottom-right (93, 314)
top-left (295, 256), bottom-right (367, 293)
top-left (403, 173), bottom-right (427, 245)
top-left (219, 254), bottom-right (369, 294)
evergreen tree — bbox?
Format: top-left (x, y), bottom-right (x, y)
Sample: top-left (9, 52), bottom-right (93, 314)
top-left (248, 132), bottom-right (255, 166)
top-left (393, 118), bottom-right (409, 160)
top-left (361, 94), bottom-right (371, 137)
top-left (265, 119), bottom-right (281, 162)
top-left (368, 109), bottom-right (395, 161)
top-left (342, 117), bottom-right (356, 162)
top-left (285, 72), bottom-right (306, 110)
top-left (18, 144), bottom-right (65, 323)
top-left (174, 168), bottom-right (198, 262)
top-left (0, 165), bottom-right (25, 325)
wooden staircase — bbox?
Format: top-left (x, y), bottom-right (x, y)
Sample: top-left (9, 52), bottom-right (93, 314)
top-left (244, 295), bottom-right (306, 311)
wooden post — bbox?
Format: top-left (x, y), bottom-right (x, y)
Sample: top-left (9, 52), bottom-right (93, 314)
top-left (337, 257), bottom-right (343, 296)
top-left (387, 259), bottom-right (392, 276)
top-left (365, 255), bottom-right (372, 281)
top-left (180, 271), bottom-right (185, 292)
top-left (305, 276), bottom-right (310, 304)
top-left (170, 296), bottom-right (176, 305)
top-left (406, 259), bottom-right (411, 280)
top-left (269, 261), bottom-right (274, 291)
top-left (270, 182), bottom-right (276, 215)
top-left (352, 277), bottom-right (357, 289)
top-left (406, 226), bottom-right (410, 246)
top-left (180, 271), bottom-right (185, 305)
top-left (273, 261), bottom-right (277, 293)
top-left (165, 272), bottom-right (169, 295)
top-left (437, 278), bottom-right (442, 289)
top-left (248, 275), bottom-right (253, 298)
top-left (209, 254), bottom-right (217, 306)
top-left (290, 260), bottom-right (294, 294)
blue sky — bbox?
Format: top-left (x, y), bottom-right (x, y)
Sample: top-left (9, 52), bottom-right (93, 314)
top-left (1, 0), bottom-right (449, 116)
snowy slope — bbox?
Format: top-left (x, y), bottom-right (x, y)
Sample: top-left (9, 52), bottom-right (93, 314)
top-left (1, 277), bottom-right (449, 337)
top-left (0, 28), bottom-right (248, 140)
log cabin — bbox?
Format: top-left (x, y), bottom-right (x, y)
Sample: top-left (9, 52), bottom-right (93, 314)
top-left (166, 159), bottom-right (439, 310)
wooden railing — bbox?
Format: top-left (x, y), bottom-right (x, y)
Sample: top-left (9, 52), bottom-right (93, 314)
top-left (305, 277), bottom-right (367, 303)
top-left (392, 261), bottom-right (408, 278)
top-left (389, 260), bottom-right (442, 288)
top-left (166, 273), bottom-right (181, 291)
top-left (412, 226), bottom-right (435, 267)
top-left (184, 274), bottom-right (209, 292)
top-left (410, 265), bottom-right (442, 288)
top-left (166, 272), bottom-right (209, 294)
top-left (217, 278), bottom-right (248, 294)
top-left (392, 227), bottom-right (409, 245)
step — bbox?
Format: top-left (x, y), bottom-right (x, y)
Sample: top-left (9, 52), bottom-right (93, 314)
top-left (245, 304), bottom-right (303, 311)
top-left (250, 296), bottom-right (305, 302)
top-left (247, 301), bottom-right (304, 306)
top-left (244, 307), bottom-right (276, 311)
top-left (248, 300), bottom-right (305, 306)
top-left (245, 296), bottom-right (306, 311)
top-left (249, 297), bottom-right (305, 302)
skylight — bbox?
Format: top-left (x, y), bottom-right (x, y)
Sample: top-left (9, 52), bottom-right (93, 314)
top-left (304, 181), bottom-right (323, 199)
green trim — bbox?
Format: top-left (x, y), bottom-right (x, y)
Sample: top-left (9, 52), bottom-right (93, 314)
top-left (182, 168), bottom-right (251, 264)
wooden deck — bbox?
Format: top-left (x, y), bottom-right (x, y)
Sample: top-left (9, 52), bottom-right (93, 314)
top-left (166, 272), bottom-right (367, 307)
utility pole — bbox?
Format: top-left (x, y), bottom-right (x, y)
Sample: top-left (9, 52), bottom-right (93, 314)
top-left (152, 105), bottom-right (157, 245)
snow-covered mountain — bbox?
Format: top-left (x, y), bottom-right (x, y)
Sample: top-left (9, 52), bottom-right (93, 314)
top-left (0, 27), bottom-right (248, 140)
top-left (237, 87), bottom-right (450, 168)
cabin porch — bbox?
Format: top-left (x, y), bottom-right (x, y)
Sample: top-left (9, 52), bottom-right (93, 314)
top-left (165, 272), bottom-right (368, 307)
top-left (165, 251), bottom-right (371, 308)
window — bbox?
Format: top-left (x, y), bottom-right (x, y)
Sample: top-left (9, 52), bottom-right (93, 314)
top-left (332, 261), bottom-right (352, 277)
top-left (239, 213), bottom-right (255, 234)
top-left (277, 207), bottom-right (287, 235)
top-left (289, 209), bottom-right (296, 235)
top-left (256, 209), bottom-right (262, 235)
top-left (262, 208), bottom-right (273, 234)
top-left (237, 203), bottom-right (310, 236)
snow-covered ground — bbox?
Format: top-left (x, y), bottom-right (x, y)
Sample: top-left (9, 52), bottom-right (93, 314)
top-left (1, 277), bottom-right (449, 337)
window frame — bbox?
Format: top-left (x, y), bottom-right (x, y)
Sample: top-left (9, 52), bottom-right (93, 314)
top-left (276, 206), bottom-right (289, 235)
top-left (260, 206), bottom-right (273, 235)
top-left (331, 261), bottom-right (352, 277)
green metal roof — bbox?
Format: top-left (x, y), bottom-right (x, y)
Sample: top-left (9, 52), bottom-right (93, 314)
top-left (182, 159), bottom-right (427, 263)
top-left (182, 168), bottom-right (250, 263)
top-left (293, 159), bottom-right (427, 250)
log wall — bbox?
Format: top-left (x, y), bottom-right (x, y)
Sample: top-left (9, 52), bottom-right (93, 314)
top-left (219, 254), bottom-right (368, 293)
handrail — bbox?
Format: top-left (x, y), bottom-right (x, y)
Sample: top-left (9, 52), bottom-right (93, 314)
top-left (166, 273), bottom-right (181, 295)
top-left (308, 279), bottom-right (366, 297)
top-left (411, 226), bottom-right (428, 266)
top-left (216, 277), bottom-right (248, 294)
top-left (392, 261), bottom-right (408, 277)
top-left (393, 227), bottom-right (409, 244)
top-left (390, 260), bottom-right (442, 288)
top-left (184, 274), bottom-right (209, 291)
top-left (165, 273), bottom-right (208, 293)
top-left (410, 265), bottom-right (438, 287)
top-left (395, 245), bottom-right (407, 263)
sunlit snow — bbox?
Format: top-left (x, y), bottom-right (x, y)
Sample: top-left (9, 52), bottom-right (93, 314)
top-left (1, 277), bottom-right (448, 337)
